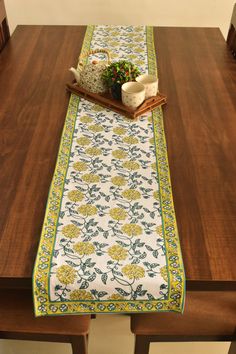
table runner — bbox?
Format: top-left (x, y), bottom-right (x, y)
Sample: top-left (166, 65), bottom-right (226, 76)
top-left (33, 25), bottom-right (185, 317)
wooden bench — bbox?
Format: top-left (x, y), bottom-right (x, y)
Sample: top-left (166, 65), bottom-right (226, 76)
top-left (131, 291), bottom-right (236, 354)
top-left (0, 0), bottom-right (10, 52)
top-left (0, 289), bottom-right (91, 354)
top-left (227, 3), bottom-right (236, 57)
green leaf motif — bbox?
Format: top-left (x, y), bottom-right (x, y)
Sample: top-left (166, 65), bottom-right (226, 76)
top-left (101, 273), bottom-right (108, 284)
top-left (115, 288), bottom-right (130, 297)
top-left (147, 293), bottom-right (155, 300)
top-left (98, 291), bottom-right (108, 298)
top-left (88, 273), bottom-right (96, 282)
top-left (65, 260), bottom-right (78, 267)
top-left (95, 268), bottom-right (103, 274)
top-left (80, 281), bottom-right (89, 289)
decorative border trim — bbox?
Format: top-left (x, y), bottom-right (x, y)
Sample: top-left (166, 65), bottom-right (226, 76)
top-left (146, 26), bottom-right (158, 77)
top-left (33, 26), bottom-right (185, 317)
top-left (147, 25), bottom-right (185, 314)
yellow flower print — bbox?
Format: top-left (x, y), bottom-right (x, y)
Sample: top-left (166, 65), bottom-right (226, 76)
top-left (78, 204), bottom-right (98, 216)
top-left (92, 104), bottom-right (104, 112)
top-left (122, 189), bottom-right (141, 201)
top-left (73, 161), bottom-right (88, 172)
top-left (111, 176), bottom-right (127, 187)
top-left (148, 116), bottom-right (153, 123)
top-left (108, 294), bottom-right (125, 300)
top-left (153, 191), bottom-right (159, 200)
top-left (134, 46), bottom-right (143, 52)
top-left (135, 59), bottom-right (144, 66)
top-left (151, 162), bottom-right (157, 171)
top-left (122, 136), bottom-right (139, 144)
top-left (121, 223), bottom-right (143, 237)
top-left (109, 40), bottom-right (120, 46)
top-left (68, 190), bottom-right (84, 202)
top-left (149, 137), bottom-right (155, 145)
top-left (82, 173), bottom-right (100, 183)
top-left (109, 207), bottom-right (127, 221)
top-left (128, 54), bottom-right (137, 60)
top-left (108, 245), bottom-right (128, 261)
top-left (113, 127), bottom-right (127, 135)
top-left (56, 265), bottom-right (76, 285)
top-left (160, 266), bottom-right (168, 282)
top-left (112, 149), bottom-right (127, 159)
top-left (76, 136), bottom-right (91, 146)
top-left (85, 147), bottom-right (102, 156)
top-left (62, 224), bottom-right (80, 239)
top-left (111, 52), bottom-right (119, 58)
top-left (80, 116), bottom-right (93, 123)
top-left (122, 161), bottom-right (140, 171)
top-left (109, 31), bottom-right (119, 36)
top-left (125, 42), bottom-right (133, 48)
top-left (88, 124), bottom-right (104, 133)
top-left (73, 242), bottom-right (95, 255)
top-left (70, 289), bottom-right (94, 300)
top-left (156, 225), bottom-right (163, 236)
top-left (122, 264), bottom-right (145, 280)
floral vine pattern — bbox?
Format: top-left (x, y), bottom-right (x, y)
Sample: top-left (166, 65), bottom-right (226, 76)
top-left (33, 25), bottom-right (185, 316)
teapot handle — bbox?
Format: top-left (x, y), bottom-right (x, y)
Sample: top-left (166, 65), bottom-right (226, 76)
top-left (78, 49), bottom-right (111, 68)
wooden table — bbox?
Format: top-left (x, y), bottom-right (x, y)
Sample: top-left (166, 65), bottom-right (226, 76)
top-left (0, 26), bottom-right (236, 291)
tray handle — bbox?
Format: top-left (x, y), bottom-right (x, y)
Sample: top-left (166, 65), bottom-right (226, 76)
top-left (78, 49), bottom-right (111, 67)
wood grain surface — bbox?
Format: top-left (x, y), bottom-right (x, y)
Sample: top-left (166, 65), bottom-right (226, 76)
top-left (154, 27), bottom-right (236, 289)
top-left (0, 26), bottom-right (86, 286)
top-left (0, 26), bottom-right (236, 289)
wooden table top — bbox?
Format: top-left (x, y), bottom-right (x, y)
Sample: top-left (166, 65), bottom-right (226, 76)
top-left (0, 26), bottom-right (236, 290)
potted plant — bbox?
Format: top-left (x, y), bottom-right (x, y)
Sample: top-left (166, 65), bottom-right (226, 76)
top-left (102, 60), bottom-right (141, 100)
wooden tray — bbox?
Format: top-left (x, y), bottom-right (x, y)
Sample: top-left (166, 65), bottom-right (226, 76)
top-left (66, 82), bottom-right (167, 119)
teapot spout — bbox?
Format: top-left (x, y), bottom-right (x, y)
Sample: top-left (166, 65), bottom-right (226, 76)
top-left (69, 67), bottom-right (80, 84)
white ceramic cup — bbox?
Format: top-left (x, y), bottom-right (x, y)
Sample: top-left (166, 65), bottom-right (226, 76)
top-left (136, 74), bottom-right (158, 99)
top-left (121, 82), bottom-right (145, 109)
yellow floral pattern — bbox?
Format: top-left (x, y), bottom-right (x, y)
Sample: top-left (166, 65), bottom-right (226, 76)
top-left (112, 149), bottom-right (128, 159)
top-left (151, 162), bottom-right (156, 171)
top-left (123, 136), bottom-right (139, 144)
top-left (78, 204), bottom-right (98, 216)
top-left (122, 264), bottom-right (145, 279)
top-left (108, 245), bottom-right (128, 261)
top-left (73, 242), bottom-right (95, 255)
top-left (88, 124), bottom-right (104, 132)
top-left (108, 294), bottom-right (125, 300)
top-left (80, 116), bottom-right (93, 123)
top-left (153, 191), bottom-right (159, 200)
top-left (82, 174), bottom-right (100, 183)
top-left (160, 266), bottom-right (168, 282)
top-left (122, 189), bottom-right (141, 201)
top-left (68, 190), bottom-right (84, 202)
top-left (33, 25), bottom-right (185, 317)
top-left (156, 225), bottom-right (163, 236)
top-left (73, 161), bottom-right (88, 171)
top-left (121, 223), bottom-right (143, 237)
top-left (62, 224), bottom-right (80, 238)
top-left (56, 265), bottom-right (76, 285)
top-left (122, 161), bottom-right (140, 171)
top-left (111, 176), bottom-right (127, 186)
top-left (70, 289), bottom-right (94, 300)
top-left (92, 104), bottom-right (104, 112)
top-left (113, 127), bottom-right (127, 135)
top-left (85, 147), bottom-right (102, 156)
top-left (76, 137), bottom-right (91, 146)
top-left (109, 208), bottom-right (127, 221)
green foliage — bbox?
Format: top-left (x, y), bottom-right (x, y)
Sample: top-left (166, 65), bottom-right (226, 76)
top-left (102, 60), bottom-right (141, 87)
